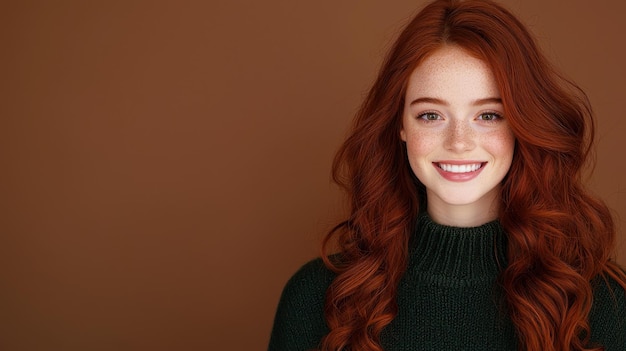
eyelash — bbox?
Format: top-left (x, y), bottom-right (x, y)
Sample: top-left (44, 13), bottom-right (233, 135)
top-left (477, 112), bottom-right (502, 122)
top-left (417, 111), bottom-right (442, 123)
top-left (416, 111), bottom-right (503, 123)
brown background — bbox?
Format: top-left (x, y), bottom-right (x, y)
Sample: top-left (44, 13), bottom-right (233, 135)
top-left (2, 1), bottom-right (625, 350)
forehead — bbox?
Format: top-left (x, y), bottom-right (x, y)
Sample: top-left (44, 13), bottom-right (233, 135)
top-left (405, 45), bottom-right (500, 100)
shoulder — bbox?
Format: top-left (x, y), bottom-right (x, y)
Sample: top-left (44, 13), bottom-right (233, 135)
top-left (268, 258), bottom-right (335, 351)
top-left (282, 258), bottom-right (336, 297)
top-left (589, 271), bottom-right (626, 349)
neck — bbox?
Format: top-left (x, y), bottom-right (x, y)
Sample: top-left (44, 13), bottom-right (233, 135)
top-left (426, 189), bottom-right (500, 227)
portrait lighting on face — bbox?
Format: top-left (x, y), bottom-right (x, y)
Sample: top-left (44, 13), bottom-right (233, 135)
top-left (401, 45), bottom-right (515, 227)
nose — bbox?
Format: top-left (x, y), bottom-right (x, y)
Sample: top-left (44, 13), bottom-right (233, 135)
top-left (444, 120), bottom-right (476, 152)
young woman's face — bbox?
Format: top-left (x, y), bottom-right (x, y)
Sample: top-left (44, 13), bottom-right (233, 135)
top-left (401, 45), bottom-right (515, 225)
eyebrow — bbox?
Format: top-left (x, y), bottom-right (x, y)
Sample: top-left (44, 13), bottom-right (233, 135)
top-left (409, 97), bottom-right (503, 106)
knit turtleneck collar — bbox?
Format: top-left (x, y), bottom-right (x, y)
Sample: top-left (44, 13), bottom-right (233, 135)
top-left (408, 212), bottom-right (508, 284)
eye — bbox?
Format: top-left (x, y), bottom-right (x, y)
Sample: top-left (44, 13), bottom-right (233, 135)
top-left (477, 112), bottom-right (502, 121)
top-left (418, 112), bottom-right (442, 121)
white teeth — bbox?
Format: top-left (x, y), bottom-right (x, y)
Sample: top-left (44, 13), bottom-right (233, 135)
top-left (438, 163), bottom-right (482, 173)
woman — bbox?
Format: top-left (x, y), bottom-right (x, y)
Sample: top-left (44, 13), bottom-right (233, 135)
top-left (269, 0), bottom-right (626, 350)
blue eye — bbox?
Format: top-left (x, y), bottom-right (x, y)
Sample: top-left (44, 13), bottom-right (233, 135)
top-left (478, 112), bottom-right (502, 121)
top-left (418, 112), bottom-right (441, 121)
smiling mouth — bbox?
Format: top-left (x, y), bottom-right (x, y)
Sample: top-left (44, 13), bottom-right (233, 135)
top-left (436, 162), bottom-right (485, 173)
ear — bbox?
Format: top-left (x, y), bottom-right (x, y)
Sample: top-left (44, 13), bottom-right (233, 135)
top-left (400, 128), bottom-right (407, 142)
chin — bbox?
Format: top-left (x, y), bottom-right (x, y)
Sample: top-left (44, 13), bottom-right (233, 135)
top-left (431, 188), bottom-right (498, 208)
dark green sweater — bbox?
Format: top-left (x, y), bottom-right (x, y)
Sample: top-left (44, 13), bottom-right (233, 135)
top-left (269, 213), bottom-right (626, 350)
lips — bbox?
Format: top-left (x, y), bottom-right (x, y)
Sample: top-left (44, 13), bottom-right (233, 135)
top-left (434, 161), bottom-right (486, 181)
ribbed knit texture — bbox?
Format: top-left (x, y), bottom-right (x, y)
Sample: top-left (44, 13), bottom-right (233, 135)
top-left (268, 213), bottom-right (626, 350)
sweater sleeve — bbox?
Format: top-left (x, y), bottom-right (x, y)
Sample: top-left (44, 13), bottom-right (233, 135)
top-left (588, 274), bottom-right (626, 350)
top-left (268, 258), bottom-right (335, 351)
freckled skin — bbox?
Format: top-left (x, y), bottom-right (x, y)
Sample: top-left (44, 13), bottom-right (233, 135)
top-left (400, 45), bottom-right (515, 227)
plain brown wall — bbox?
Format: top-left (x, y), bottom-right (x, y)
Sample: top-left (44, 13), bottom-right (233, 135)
top-left (2, 1), bottom-right (625, 350)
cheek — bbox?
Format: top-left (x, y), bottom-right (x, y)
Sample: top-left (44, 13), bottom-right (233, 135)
top-left (483, 128), bottom-right (515, 162)
top-left (404, 130), bottom-right (441, 181)
top-left (405, 129), bottom-right (441, 158)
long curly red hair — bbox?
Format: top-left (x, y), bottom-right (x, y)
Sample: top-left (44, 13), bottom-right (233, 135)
top-left (320, 0), bottom-right (626, 350)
